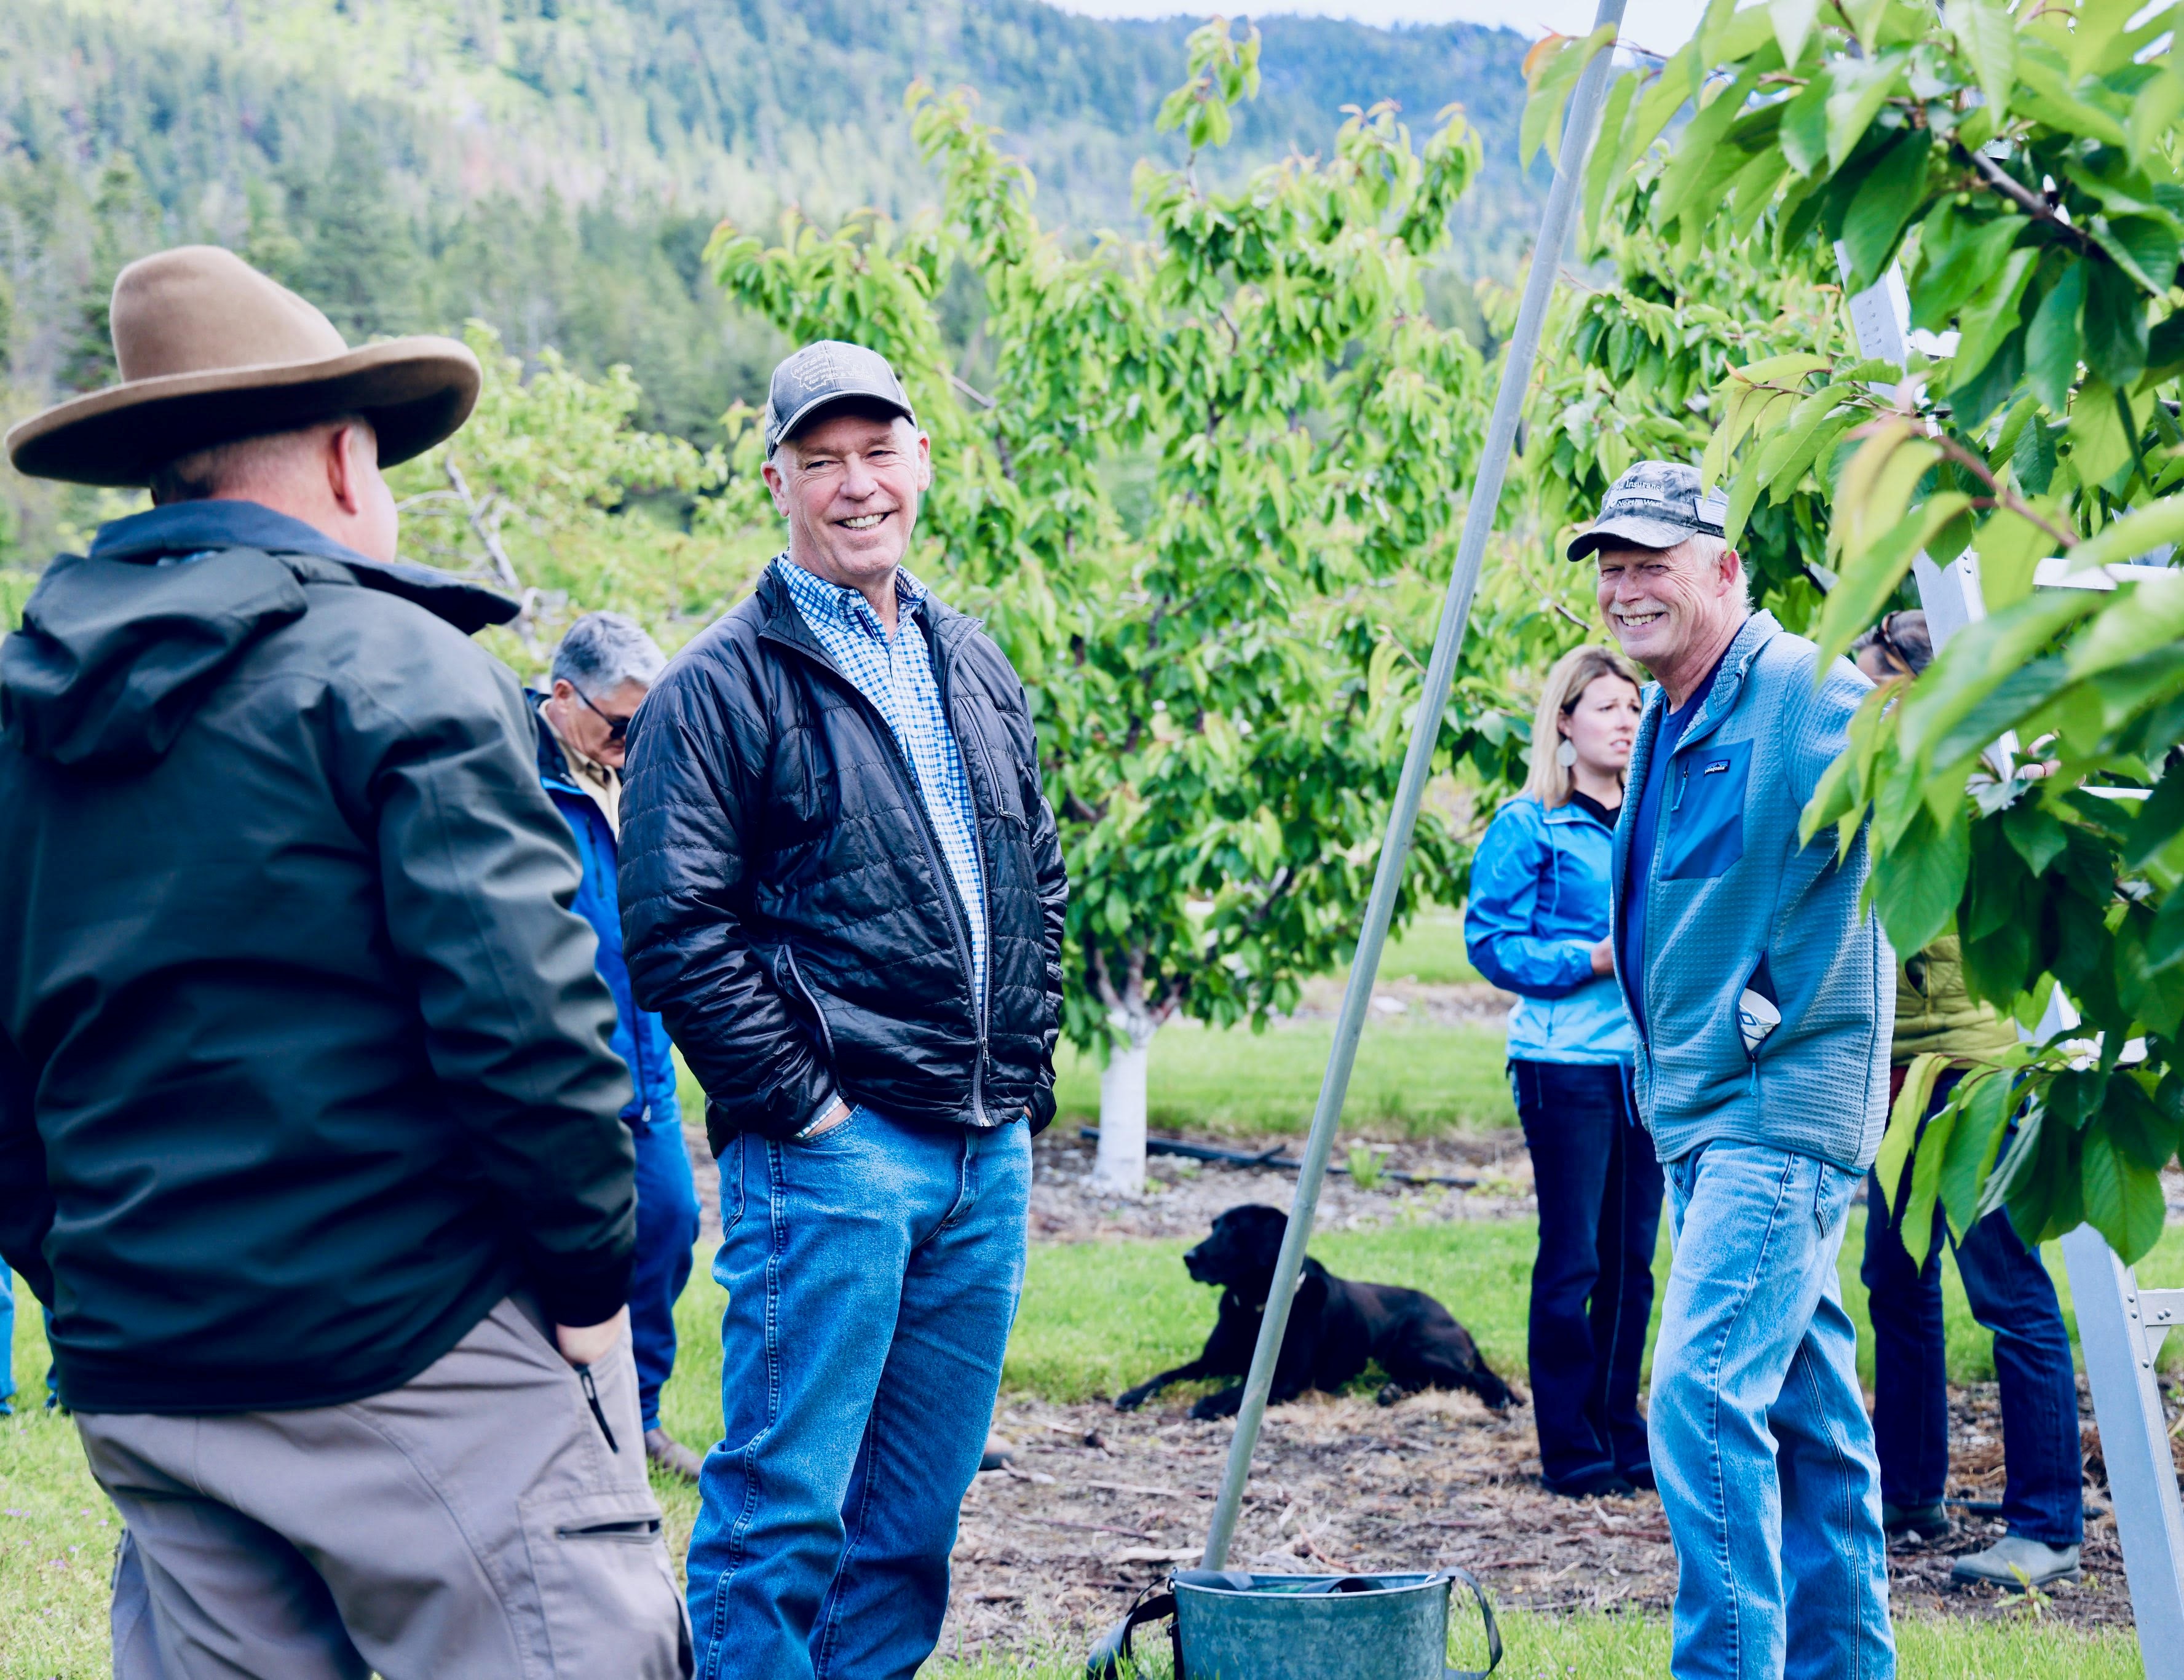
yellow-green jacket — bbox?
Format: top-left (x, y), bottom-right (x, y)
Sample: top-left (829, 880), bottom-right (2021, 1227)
top-left (1893, 935), bottom-right (2017, 1067)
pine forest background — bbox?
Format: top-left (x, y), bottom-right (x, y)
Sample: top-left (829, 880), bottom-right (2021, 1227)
top-left (0, 0), bottom-right (1547, 588)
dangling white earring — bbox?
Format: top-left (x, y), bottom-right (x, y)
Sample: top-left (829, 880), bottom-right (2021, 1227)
top-left (1556, 739), bottom-right (1578, 769)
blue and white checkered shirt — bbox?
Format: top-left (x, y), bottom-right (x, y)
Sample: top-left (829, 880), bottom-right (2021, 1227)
top-left (773, 554), bottom-right (987, 1008)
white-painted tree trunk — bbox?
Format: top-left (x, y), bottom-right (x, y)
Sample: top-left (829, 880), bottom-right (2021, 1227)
top-left (1091, 1020), bottom-right (1158, 1197)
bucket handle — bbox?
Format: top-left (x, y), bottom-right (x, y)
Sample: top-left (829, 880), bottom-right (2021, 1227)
top-left (1435, 1567), bottom-right (1503, 1679)
top-left (1084, 1582), bottom-right (1178, 1679)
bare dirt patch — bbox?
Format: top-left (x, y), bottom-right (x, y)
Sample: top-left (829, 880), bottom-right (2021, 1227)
top-left (1027, 1127), bottom-right (1538, 1242)
top-left (687, 1121), bottom-right (1541, 1244)
top-left (936, 1382), bottom-right (2126, 1665)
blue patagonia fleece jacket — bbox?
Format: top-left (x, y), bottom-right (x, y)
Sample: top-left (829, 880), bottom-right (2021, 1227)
top-left (1610, 610), bottom-right (1894, 1173)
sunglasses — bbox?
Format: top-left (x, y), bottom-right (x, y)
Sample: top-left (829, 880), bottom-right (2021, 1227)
top-left (571, 684), bottom-right (634, 744)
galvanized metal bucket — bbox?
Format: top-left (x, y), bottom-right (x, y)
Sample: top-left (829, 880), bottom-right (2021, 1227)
top-left (1086, 1567), bottom-right (1501, 1679)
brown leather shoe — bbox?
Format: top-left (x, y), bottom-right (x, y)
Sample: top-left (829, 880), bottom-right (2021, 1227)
top-left (644, 1427), bottom-right (703, 1482)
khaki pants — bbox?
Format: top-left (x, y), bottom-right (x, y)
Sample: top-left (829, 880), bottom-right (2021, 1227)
top-left (77, 1297), bottom-right (692, 1679)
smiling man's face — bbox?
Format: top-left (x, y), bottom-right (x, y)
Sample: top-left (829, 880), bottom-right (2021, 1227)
top-left (762, 405), bottom-right (930, 599)
top-left (1593, 534), bottom-right (1744, 691)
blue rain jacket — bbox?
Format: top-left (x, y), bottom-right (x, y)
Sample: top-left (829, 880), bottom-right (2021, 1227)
top-left (1466, 793), bottom-right (1634, 1064)
top-left (532, 698), bottom-right (680, 1127)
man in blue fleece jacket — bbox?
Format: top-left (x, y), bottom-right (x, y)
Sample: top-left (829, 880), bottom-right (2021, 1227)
top-left (1571, 462), bottom-right (1894, 1680)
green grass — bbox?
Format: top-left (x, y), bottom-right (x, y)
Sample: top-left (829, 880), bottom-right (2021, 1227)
top-left (1002, 1214), bottom-right (2184, 1404)
top-left (1369, 909), bottom-right (1487, 986)
top-left (1051, 1018), bottom-right (1516, 1139)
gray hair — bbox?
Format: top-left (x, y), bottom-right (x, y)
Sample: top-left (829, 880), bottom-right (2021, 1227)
top-left (552, 611), bottom-right (665, 695)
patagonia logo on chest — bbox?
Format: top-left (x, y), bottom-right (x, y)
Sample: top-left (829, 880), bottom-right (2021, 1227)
top-left (1703, 759), bottom-right (1731, 775)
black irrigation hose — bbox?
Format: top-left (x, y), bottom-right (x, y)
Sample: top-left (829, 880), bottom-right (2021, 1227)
top-left (1074, 1127), bottom-right (1479, 1191)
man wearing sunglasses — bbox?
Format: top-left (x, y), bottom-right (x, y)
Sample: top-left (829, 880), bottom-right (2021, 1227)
top-left (533, 611), bottom-right (705, 1483)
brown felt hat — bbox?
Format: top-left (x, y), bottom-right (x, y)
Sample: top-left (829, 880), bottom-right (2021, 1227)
top-left (6, 245), bottom-right (481, 487)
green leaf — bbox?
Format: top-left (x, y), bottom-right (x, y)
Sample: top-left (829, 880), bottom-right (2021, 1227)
top-left (2010, 414), bottom-right (2058, 496)
top-left (1902, 1092), bottom-right (1957, 1269)
top-left (2025, 261), bottom-right (2086, 414)
top-left (2061, 489), bottom-right (2184, 571)
top-left (1840, 132), bottom-right (1933, 291)
top-left (1875, 1052), bottom-right (1949, 1217)
top-left (1945, 0), bottom-right (2017, 126)
top-left (1873, 799), bottom-right (1972, 956)
top-left (1910, 210), bottom-right (2029, 331)
top-left (2129, 65), bottom-right (2184, 172)
top-left (2094, 216), bottom-right (2183, 299)
top-left (1581, 70), bottom-right (1642, 253)
top-left (2069, 376), bottom-right (2140, 486)
top-left (1938, 1068), bottom-right (2015, 1237)
top-left (1972, 499), bottom-right (2059, 609)
top-left (1826, 52), bottom-right (1909, 172)
top-left (1949, 245), bottom-right (2040, 393)
top-left (2081, 1127), bottom-right (2166, 1263)
top-left (1816, 494), bottom-right (1972, 664)
top-left (1779, 73), bottom-right (1831, 176)
top-left (1771, 0), bottom-right (1824, 68)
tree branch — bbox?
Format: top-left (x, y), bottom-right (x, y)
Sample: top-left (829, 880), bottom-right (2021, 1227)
top-left (1954, 143), bottom-right (2094, 253)
top-left (1933, 435), bottom-right (2079, 550)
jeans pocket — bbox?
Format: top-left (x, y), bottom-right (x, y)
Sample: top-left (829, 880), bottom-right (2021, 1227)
top-left (719, 1136), bottom-right (746, 1235)
top-left (1813, 1159), bottom-right (1859, 1237)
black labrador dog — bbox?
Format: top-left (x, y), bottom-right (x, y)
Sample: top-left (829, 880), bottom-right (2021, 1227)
top-left (1114, 1204), bottom-right (1514, 1419)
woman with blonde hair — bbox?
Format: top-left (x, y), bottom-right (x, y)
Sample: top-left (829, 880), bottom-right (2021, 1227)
top-left (1466, 642), bottom-right (1660, 1498)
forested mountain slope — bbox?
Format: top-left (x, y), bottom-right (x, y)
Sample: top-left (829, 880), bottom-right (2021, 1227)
top-left (0, 1), bottom-right (1537, 553)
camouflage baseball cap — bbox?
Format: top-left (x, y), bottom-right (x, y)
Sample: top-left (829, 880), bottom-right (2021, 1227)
top-left (763, 340), bottom-right (917, 458)
top-left (1565, 460), bottom-right (1729, 561)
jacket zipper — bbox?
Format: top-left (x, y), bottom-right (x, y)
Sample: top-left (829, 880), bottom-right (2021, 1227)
top-left (927, 612), bottom-right (996, 1127)
top-left (782, 945), bottom-right (836, 1068)
top-left (760, 623), bottom-right (988, 1120)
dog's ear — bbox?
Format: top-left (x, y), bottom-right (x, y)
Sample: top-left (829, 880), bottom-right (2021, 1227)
top-left (1236, 1207), bottom-right (1289, 1269)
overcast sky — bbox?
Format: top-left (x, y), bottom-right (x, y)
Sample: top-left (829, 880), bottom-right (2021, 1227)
top-left (1054, 0), bottom-right (1712, 51)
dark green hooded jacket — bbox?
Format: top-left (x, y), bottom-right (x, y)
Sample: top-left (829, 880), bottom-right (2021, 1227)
top-left (0, 502), bottom-right (635, 1414)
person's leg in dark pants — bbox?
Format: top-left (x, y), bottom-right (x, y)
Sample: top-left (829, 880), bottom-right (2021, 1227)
top-left (629, 1106), bottom-right (702, 1436)
top-left (1513, 1058), bottom-right (1620, 1490)
top-left (1596, 1064), bottom-right (1664, 1482)
top-left (1859, 1161), bottom-right (1952, 1522)
top-left (1952, 1208), bottom-right (2083, 1547)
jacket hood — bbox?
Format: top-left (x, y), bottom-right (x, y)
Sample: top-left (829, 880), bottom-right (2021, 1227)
top-left (0, 547), bottom-right (309, 771)
top-left (1, 504), bottom-right (517, 771)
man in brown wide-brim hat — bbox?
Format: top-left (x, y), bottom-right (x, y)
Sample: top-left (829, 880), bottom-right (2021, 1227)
top-left (0, 247), bottom-right (692, 1677)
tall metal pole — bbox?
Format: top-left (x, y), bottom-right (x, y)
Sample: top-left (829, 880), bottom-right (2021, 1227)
top-left (1200, 0), bottom-right (1631, 1568)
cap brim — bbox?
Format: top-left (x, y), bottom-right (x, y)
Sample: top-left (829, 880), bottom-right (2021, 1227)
top-left (1565, 513), bottom-right (1708, 561)
top-left (768, 391), bottom-right (917, 456)
top-left (6, 337), bottom-right (483, 488)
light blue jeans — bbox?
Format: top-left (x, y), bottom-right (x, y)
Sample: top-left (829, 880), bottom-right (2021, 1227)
top-left (1653, 1141), bottom-right (1894, 1680)
top-left (687, 1105), bottom-right (1031, 1680)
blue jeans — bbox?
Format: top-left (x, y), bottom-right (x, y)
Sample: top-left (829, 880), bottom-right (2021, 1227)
top-left (1654, 1141), bottom-right (1893, 1680)
top-left (1511, 1059), bottom-right (1664, 1486)
top-left (0, 1270), bottom-right (59, 1416)
top-left (687, 1106), bottom-right (1030, 1680)
top-left (1861, 1081), bottom-right (2081, 1546)
top-left (630, 1104), bottom-right (702, 1432)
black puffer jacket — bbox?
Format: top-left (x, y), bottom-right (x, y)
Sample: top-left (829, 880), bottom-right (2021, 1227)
top-left (620, 565), bottom-right (1066, 1147)
top-left (0, 503), bottom-right (635, 1415)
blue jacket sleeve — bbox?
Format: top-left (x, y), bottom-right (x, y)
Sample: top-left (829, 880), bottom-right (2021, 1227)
top-left (1465, 802), bottom-right (1599, 999)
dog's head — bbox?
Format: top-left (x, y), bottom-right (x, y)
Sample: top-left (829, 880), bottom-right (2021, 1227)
top-left (1184, 1205), bottom-right (1290, 1297)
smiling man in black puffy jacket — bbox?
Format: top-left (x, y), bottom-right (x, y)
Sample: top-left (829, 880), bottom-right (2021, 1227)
top-left (620, 340), bottom-right (1066, 1679)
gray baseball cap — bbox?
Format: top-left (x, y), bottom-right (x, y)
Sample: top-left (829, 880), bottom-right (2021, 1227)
top-left (763, 340), bottom-right (917, 458)
top-left (1565, 460), bottom-right (1728, 560)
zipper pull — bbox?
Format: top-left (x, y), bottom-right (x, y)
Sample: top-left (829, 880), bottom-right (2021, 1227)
top-left (576, 1365), bottom-right (620, 1453)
